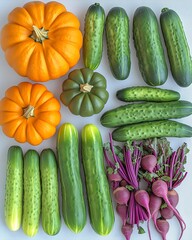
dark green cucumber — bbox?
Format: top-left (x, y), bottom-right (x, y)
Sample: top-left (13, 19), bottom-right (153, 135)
top-left (81, 124), bottom-right (114, 235)
top-left (133, 6), bottom-right (168, 86)
top-left (4, 146), bottom-right (23, 231)
top-left (83, 3), bottom-right (105, 70)
top-left (100, 100), bottom-right (192, 128)
top-left (22, 150), bottom-right (41, 237)
top-left (57, 123), bottom-right (86, 233)
top-left (160, 8), bottom-right (192, 87)
top-left (112, 120), bottom-right (192, 142)
top-left (116, 86), bottom-right (180, 102)
top-left (40, 149), bottom-right (61, 236)
top-left (105, 7), bottom-right (131, 80)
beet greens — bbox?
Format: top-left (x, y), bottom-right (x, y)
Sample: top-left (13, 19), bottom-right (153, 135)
top-left (104, 136), bottom-right (189, 240)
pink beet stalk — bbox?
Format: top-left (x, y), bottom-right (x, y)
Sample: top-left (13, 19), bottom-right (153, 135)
top-left (156, 218), bottom-right (170, 240)
top-left (121, 223), bottom-right (133, 240)
top-left (152, 180), bottom-right (186, 240)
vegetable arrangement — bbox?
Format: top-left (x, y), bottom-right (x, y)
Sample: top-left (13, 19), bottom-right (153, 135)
top-left (104, 136), bottom-right (188, 240)
top-left (1, 1), bottom-right (192, 240)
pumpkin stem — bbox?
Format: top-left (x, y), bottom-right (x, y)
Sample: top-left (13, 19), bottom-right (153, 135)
top-left (80, 83), bottom-right (94, 93)
top-left (30, 25), bottom-right (48, 43)
top-left (23, 105), bottom-right (35, 119)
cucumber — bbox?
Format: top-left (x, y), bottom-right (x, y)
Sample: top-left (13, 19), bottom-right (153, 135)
top-left (4, 146), bottom-right (23, 231)
top-left (81, 124), bottom-right (114, 235)
top-left (57, 123), bottom-right (86, 233)
top-left (133, 6), bottom-right (168, 86)
top-left (116, 86), bottom-right (180, 102)
top-left (40, 149), bottom-right (61, 236)
top-left (105, 7), bottom-right (131, 80)
top-left (22, 150), bottom-right (41, 237)
top-left (112, 120), bottom-right (192, 142)
top-left (83, 3), bottom-right (105, 70)
top-left (100, 100), bottom-right (192, 128)
top-left (160, 8), bottom-right (192, 87)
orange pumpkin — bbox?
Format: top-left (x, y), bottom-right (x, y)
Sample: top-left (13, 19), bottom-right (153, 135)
top-left (0, 82), bottom-right (61, 145)
top-left (0, 1), bottom-right (83, 82)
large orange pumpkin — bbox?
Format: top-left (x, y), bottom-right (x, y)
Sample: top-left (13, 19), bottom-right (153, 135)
top-left (0, 82), bottom-right (61, 145)
top-left (0, 1), bottom-right (83, 82)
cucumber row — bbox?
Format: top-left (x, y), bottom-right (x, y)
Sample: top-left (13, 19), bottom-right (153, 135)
top-left (83, 4), bottom-right (192, 87)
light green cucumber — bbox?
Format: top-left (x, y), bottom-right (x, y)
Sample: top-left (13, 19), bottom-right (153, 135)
top-left (40, 148), bottom-right (61, 236)
top-left (4, 146), bottom-right (23, 231)
top-left (112, 120), bottom-right (192, 142)
top-left (116, 86), bottom-right (180, 102)
top-left (81, 124), bottom-right (114, 235)
top-left (22, 150), bottom-right (41, 237)
top-left (57, 123), bottom-right (86, 233)
top-left (83, 3), bottom-right (105, 70)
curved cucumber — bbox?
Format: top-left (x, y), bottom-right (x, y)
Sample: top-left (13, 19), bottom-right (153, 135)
top-left (112, 120), bottom-right (192, 142)
top-left (57, 123), bottom-right (86, 233)
top-left (83, 3), bottom-right (105, 70)
top-left (22, 150), bottom-right (41, 237)
top-left (81, 124), bottom-right (114, 235)
top-left (40, 149), bottom-right (61, 236)
top-left (133, 6), bottom-right (168, 86)
top-left (4, 146), bottom-right (23, 231)
top-left (160, 8), bottom-right (192, 87)
top-left (116, 86), bottom-right (180, 102)
top-left (100, 100), bottom-right (192, 128)
top-left (106, 7), bottom-right (131, 80)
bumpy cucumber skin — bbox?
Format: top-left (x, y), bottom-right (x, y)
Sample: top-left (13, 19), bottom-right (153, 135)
top-left (81, 124), bottom-right (114, 235)
top-left (100, 100), bottom-right (192, 128)
top-left (83, 3), bottom-right (105, 70)
top-left (57, 123), bottom-right (86, 233)
top-left (4, 146), bottom-right (23, 231)
top-left (116, 86), bottom-right (180, 102)
top-left (22, 150), bottom-right (41, 237)
top-left (112, 120), bottom-right (192, 142)
top-left (40, 149), bottom-right (61, 236)
top-left (106, 7), bottom-right (131, 80)
top-left (133, 6), bottom-right (168, 86)
top-left (160, 8), bottom-right (192, 87)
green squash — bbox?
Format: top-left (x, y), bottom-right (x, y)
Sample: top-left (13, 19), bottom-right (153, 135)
top-left (60, 68), bottom-right (109, 117)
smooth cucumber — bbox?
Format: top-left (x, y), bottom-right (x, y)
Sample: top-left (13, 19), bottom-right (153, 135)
top-left (81, 124), bottom-right (114, 235)
top-left (40, 149), bottom-right (61, 236)
top-left (160, 8), bottom-right (192, 87)
top-left (112, 120), bottom-right (192, 142)
top-left (116, 86), bottom-right (180, 102)
top-left (100, 100), bottom-right (192, 128)
top-left (4, 146), bottom-right (23, 231)
top-left (105, 7), bottom-right (131, 80)
top-left (83, 3), bottom-right (105, 70)
top-left (22, 150), bottom-right (41, 237)
top-left (57, 123), bottom-right (86, 233)
top-left (133, 6), bottom-right (168, 86)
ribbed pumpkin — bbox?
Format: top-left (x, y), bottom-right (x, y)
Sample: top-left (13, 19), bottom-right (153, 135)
top-left (0, 82), bottom-right (61, 145)
top-left (0, 1), bottom-right (83, 82)
top-left (60, 68), bottom-right (109, 117)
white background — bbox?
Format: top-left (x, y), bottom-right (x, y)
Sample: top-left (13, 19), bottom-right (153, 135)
top-left (0, 0), bottom-right (192, 240)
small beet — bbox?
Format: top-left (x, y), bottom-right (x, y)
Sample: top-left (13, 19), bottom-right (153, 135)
top-left (113, 187), bottom-right (130, 205)
top-left (121, 223), bottom-right (133, 240)
top-left (160, 207), bottom-right (174, 219)
top-left (156, 218), bottom-right (170, 240)
top-left (108, 172), bottom-right (123, 182)
top-left (141, 154), bottom-right (157, 173)
top-left (116, 204), bottom-right (128, 225)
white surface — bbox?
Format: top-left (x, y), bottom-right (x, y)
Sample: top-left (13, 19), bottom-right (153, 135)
top-left (0, 0), bottom-right (192, 239)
